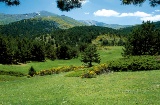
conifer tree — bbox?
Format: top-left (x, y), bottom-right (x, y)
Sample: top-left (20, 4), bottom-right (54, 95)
top-left (81, 44), bottom-right (100, 67)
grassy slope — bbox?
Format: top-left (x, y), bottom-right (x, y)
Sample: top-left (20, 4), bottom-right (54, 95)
top-left (0, 71), bottom-right (160, 105)
top-left (0, 46), bottom-right (123, 75)
top-left (0, 46), bottom-right (160, 104)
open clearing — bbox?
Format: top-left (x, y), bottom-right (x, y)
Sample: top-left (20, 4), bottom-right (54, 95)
top-left (0, 46), bottom-right (160, 105)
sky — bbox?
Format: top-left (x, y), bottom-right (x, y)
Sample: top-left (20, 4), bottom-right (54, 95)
top-left (0, 0), bottom-right (160, 25)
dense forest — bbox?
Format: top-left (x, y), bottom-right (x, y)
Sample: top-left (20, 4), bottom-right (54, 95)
top-left (0, 18), bottom-right (160, 64)
top-left (0, 18), bottom-right (59, 38)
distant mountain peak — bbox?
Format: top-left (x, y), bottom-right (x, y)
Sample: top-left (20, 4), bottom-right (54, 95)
top-left (0, 11), bottom-right (131, 29)
top-left (79, 20), bottom-right (131, 29)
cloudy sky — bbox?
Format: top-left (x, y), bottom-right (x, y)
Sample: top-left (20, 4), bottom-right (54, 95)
top-left (0, 0), bottom-right (160, 25)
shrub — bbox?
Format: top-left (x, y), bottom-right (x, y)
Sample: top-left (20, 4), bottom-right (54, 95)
top-left (81, 71), bottom-right (96, 78)
top-left (108, 56), bottom-right (160, 72)
top-left (94, 64), bottom-right (110, 75)
top-left (28, 66), bottom-right (36, 77)
top-left (38, 66), bottom-right (85, 76)
top-left (81, 64), bottom-right (110, 78)
top-left (0, 70), bottom-right (25, 77)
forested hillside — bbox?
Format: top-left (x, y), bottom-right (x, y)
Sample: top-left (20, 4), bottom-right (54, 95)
top-left (39, 26), bottom-right (120, 46)
top-left (0, 18), bottom-right (59, 38)
top-left (118, 21), bottom-right (160, 35)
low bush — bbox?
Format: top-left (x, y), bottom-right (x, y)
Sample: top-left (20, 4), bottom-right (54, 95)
top-left (65, 69), bottom-right (89, 77)
top-left (0, 70), bottom-right (25, 77)
top-left (81, 64), bottom-right (110, 78)
top-left (81, 71), bottom-right (96, 78)
top-left (108, 56), bottom-right (160, 72)
top-left (38, 66), bottom-right (85, 76)
top-left (28, 66), bottom-right (36, 77)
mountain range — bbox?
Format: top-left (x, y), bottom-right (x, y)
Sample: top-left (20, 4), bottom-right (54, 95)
top-left (0, 11), bottom-right (131, 29)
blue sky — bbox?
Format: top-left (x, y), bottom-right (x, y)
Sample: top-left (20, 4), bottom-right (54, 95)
top-left (0, 0), bottom-right (160, 25)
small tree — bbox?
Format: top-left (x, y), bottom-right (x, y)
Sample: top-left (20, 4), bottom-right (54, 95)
top-left (81, 44), bottom-right (101, 67)
top-left (28, 66), bottom-right (36, 77)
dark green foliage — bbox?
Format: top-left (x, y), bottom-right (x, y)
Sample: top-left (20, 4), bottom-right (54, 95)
top-left (56, 44), bottom-right (78, 59)
top-left (31, 41), bottom-right (45, 62)
top-left (51, 26), bottom-right (118, 46)
top-left (123, 21), bottom-right (160, 56)
top-left (79, 43), bottom-right (88, 52)
top-left (108, 56), bottom-right (160, 72)
top-left (0, 0), bottom-right (20, 6)
top-left (0, 35), bottom-right (18, 64)
top-left (0, 70), bottom-right (25, 77)
top-left (28, 66), bottom-right (36, 77)
top-left (0, 35), bottom-right (48, 64)
top-left (122, 0), bottom-right (160, 7)
top-left (81, 44), bottom-right (101, 67)
top-left (0, 18), bottom-right (59, 38)
top-left (57, 0), bottom-right (82, 11)
top-left (45, 44), bottom-right (56, 60)
top-left (1, 0), bottom-right (160, 10)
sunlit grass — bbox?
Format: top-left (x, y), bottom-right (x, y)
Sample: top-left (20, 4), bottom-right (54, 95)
top-left (0, 46), bottom-right (123, 75)
top-left (0, 46), bottom-right (160, 104)
top-left (0, 70), bottom-right (160, 104)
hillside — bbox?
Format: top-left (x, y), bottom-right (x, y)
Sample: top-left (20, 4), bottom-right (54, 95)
top-left (0, 11), bottom-right (131, 29)
top-left (0, 11), bottom-right (57, 25)
top-left (79, 20), bottom-right (131, 29)
top-left (0, 11), bottom-right (85, 29)
top-left (118, 21), bottom-right (160, 35)
top-left (43, 26), bottom-right (119, 45)
top-left (0, 18), bottom-right (60, 38)
top-left (0, 16), bottom-right (85, 38)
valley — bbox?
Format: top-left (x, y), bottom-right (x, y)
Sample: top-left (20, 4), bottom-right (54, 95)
top-left (0, 11), bottom-right (160, 105)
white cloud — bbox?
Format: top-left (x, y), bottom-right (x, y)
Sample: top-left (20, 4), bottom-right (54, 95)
top-left (94, 9), bottom-right (151, 18)
top-left (94, 9), bottom-right (119, 17)
top-left (141, 15), bottom-right (160, 22)
top-left (84, 12), bottom-right (90, 15)
top-left (119, 11), bottom-right (151, 17)
top-left (93, 9), bottom-right (160, 22)
top-left (155, 10), bottom-right (160, 12)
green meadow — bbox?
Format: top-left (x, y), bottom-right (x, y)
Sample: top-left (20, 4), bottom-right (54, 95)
top-left (0, 46), bottom-right (160, 105)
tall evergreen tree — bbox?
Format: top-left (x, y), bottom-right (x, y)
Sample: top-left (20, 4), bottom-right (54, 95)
top-left (123, 21), bottom-right (160, 56)
top-left (81, 44), bottom-right (101, 67)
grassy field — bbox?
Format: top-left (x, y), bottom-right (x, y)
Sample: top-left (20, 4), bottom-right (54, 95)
top-left (0, 46), bottom-right (160, 105)
top-left (0, 71), bottom-right (160, 105)
top-left (0, 46), bottom-right (123, 75)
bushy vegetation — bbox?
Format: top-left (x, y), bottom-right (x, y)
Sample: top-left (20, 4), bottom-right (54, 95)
top-left (123, 21), bottom-right (160, 56)
top-left (108, 56), bottom-right (160, 72)
top-left (81, 44), bottom-right (101, 67)
top-left (28, 66), bottom-right (36, 77)
top-left (37, 65), bottom-right (85, 76)
top-left (81, 64), bottom-right (110, 78)
top-left (0, 70), bottom-right (25, 77)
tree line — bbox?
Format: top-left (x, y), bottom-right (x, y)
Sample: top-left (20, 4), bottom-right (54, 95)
top-left (123, 21), bottom-right (160, 56)
top-left (0, 34), bottom-right (100, 65)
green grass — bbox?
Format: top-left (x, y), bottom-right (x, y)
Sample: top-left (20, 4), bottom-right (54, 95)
top-left (0, 46), bottom-right (123, 75)
top-left (1, 46), bottom-right (159, 104)
top-left (0, 70), bottom-right (160, 104)
top-left (98, 46), bottom-right (123, 63)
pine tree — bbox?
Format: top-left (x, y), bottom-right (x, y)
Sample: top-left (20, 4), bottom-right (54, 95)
top-left (81, 44), bottom-right (101, 67)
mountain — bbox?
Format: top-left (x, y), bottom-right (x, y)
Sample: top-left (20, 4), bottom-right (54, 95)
top-left (0, 11), bottom-right (131, 29)
top-left (0, 11), bottom-right (85, 28)
top-left (0, 18), bottom-right (60, 38)
top-left (79, 20), bottom-right (131, 29)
